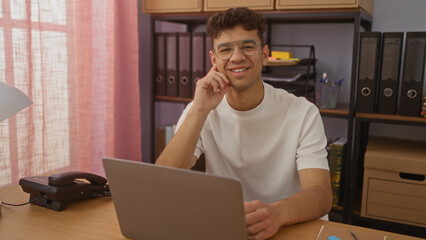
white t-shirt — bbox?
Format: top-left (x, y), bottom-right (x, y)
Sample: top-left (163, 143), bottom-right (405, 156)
top-left (176, 82), bottom-right (329, 204)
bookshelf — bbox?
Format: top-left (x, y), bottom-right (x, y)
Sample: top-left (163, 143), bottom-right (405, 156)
top-left (263, 44), bottom-right (317, 102)
top-left (138, 1), bottom-right (373, 228)
top-left (348, 114), bottom-right (426, 237)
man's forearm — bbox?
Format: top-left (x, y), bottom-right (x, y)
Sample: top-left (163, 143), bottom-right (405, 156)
top-left (272, 184), bottom-right (332, 227)
top-left (244, 180), bottom-right (332, 240)
top-left (155, 107), bottom-right (210, 169)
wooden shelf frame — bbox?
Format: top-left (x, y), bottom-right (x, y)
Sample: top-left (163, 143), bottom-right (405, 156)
top-left (356, 113), bottom-right (426, 126)
top-left (155, 95), bottom-right (193, 104)
top-left (347, 113), bottom-right (426, 229)
top-left (320, 103), bottom-right (350, 118)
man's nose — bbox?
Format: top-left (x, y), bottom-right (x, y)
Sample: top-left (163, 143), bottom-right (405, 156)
top-left (229, 47), bottom-right (246, 62)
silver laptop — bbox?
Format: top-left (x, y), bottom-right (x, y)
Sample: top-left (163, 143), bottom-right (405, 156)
top-left (102, 157), bottom-right (248, 240)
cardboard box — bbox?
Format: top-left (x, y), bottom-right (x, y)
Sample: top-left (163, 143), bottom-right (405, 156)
top-left (204, 0), bottom-right (274, 12)
top-left (361, 137), bottom-right (426, 227)
top-left (143, 0), bottom-right (203, 13)
top-left (276, 0), bottom-right (374, 16)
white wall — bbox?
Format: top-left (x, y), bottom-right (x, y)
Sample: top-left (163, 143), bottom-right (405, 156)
top-left (372, 0), bottom-right (426, 32)
top-left (271, 22), bottom-right (354, 140)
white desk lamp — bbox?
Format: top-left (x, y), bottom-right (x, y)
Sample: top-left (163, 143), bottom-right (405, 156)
top-left (0, 81), bottom-right (32, 215)
top-left (0, 81), bottom-right (32, 122)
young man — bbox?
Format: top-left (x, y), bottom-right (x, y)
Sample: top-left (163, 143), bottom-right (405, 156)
top-left (156, 7), bottom-right (332, 240)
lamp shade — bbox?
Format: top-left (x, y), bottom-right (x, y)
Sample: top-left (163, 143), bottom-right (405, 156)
top-left (0, 81), bottom-right (33, 122)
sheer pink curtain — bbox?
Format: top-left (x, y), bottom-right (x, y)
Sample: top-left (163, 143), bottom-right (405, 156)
top-left (0, 0), bottom-right (141, 187)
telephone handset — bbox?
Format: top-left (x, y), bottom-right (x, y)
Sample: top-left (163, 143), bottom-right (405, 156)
top-left (48, 171), bottom-right (107, 187)
top-left (19, 171), bottom-right (110, 211)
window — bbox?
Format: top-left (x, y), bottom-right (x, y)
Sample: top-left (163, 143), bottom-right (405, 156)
top-left (0, 0), bottom-right (141, 187)
top-left (0, 0), bottom-right (70, 185)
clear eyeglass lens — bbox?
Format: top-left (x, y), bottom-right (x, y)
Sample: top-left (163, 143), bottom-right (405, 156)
top-left (215, 41), bottom-right (258, 60)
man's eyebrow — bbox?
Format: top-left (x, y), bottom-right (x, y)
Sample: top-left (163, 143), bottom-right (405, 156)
top-left (216, 39), bottom-right (257, 48)
top-left (216, 42), bottom-right (232, 49)
top-left (240, 39), bottom-right (257, 44)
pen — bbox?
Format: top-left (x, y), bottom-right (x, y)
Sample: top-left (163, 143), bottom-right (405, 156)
top-left (349, 231), bottom-right (359, 240)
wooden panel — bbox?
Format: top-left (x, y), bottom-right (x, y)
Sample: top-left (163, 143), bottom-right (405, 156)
top-left (204, 0), bottom-right (274, 12)
top-left (143, 0), bottom-right (202, 13)
top-left (276, 0), bottom-right (374, 15)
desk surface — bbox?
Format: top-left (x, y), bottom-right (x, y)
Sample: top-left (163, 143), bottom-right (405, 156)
top-left (0, 184), bottom-right (423, 240)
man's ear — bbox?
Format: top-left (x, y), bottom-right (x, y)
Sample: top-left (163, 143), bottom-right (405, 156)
top-left (210, 50), bottom-right (216, 65)
top-left (262, 44), bottom-right (270, 66)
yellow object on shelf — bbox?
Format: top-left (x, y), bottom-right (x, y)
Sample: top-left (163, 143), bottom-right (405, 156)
top-left (266, 59), bottom-right (299, 66)
top-left (271, 51), bottom-right (293, 59)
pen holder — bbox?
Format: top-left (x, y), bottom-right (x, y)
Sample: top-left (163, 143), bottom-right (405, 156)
top-left (318, 82), bottom-right (340, 109)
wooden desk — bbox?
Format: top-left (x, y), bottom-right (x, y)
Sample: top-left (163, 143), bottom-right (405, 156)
top-left (0, 184), bottom-right (422, 240)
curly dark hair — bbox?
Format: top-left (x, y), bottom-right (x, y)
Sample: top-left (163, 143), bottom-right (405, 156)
top-left (206, 7), bottom-right (266, 47)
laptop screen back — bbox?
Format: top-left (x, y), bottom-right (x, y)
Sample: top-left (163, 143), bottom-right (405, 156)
top-left (103, 157), bottom-right (247, 240)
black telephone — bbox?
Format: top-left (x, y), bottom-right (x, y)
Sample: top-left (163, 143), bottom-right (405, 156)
top-left (19, 171), bottom-right (110, 211)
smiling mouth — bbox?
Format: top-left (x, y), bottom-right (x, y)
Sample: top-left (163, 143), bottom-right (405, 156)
top-left (230, 68), bottom-right (248, 73)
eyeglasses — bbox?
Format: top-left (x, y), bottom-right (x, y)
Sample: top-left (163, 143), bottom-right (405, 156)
top-left (213, 39), bottom-right (260, 60)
